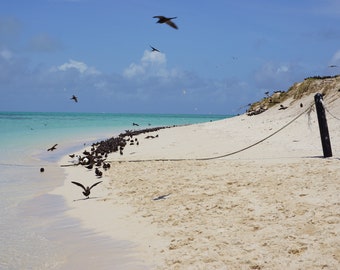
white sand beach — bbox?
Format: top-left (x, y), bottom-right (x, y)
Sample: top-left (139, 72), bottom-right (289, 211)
top-left (52, 77), bottom-right (340, 269)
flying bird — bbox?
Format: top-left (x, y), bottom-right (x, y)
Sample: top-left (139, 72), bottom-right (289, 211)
top-left (70, 95), bottom-right (78, 103)
top-left (47, 144), bottom-right (58, 151)
top-left (150, 45), bottom-right (160, 52)
top-left (328, 65), bottom-right (338, 68)
top-left (71, 181), bottom-right (102, 199)
top-left (153, 16), bottom-right (178, 29)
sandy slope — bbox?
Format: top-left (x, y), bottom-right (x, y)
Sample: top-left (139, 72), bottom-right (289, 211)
top-left (52, 89), bottom-right (340, 269)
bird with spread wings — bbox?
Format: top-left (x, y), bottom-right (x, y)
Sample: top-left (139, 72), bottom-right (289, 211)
top-left (71, 181), bottom-right (102, 199)
top-left (153, 16), bottom-right (178, 29)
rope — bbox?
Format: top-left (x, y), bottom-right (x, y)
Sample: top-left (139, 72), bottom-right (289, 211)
top-left (109, 103), bottom-right (314, 163)
top-left (197, 104), bottom-right (312, 160)
top-left (324, 105), bottom-right (340, 121)
top-left (0, 163), bottom-right (35, 167)
top-left (0, 163), bottom-right (54, 168)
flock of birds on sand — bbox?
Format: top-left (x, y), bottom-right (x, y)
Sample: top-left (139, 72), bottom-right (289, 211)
top-left (73, 127), bottom-right (173, 199)
top-left (45, 123), bottom-right (173, 199)
top-left (41, 15), bottom-right (179, 200)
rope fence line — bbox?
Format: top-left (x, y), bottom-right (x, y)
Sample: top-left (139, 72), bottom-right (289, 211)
top-left (321, 92), bottom-right (340, 121)
top-left (0, 100), bottom-right (331, 168)
top-left (0, 163), bottom-right (57, 168)
top-left (324, 105), bottom-right (340, 121)
top-left (109, 103), bottom-right (315, 163)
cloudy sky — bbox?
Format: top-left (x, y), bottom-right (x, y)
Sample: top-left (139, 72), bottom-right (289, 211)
top-left (1, 0), bottom-right (339, 114)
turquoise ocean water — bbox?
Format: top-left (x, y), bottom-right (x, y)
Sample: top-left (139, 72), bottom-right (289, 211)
top-left (0, 111), bottom-right (229, 269)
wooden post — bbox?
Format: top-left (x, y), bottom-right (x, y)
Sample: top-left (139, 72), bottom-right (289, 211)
top-left (314, 93), bottom-right (332, 157)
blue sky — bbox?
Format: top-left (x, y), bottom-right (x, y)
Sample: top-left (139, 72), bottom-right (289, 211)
top-left (1, 0), bottom-right (339, 114)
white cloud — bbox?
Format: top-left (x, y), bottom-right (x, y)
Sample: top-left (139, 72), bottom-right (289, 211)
top-left (141, 50), bottom-right (166, 65)
top-left (123, 62), bottom-right (145, 77)
top-left (54, 59), bottom-right (100, 75)
top-left (315, 0), bottom-right (340, 16)
top-left (253, 61), bottom-right (301, 90)
top-left (257, 62), bottom-right (290, 77)
top-left (277, 65), bottom-right (289, 73)
top-left (58, 59), bottom-right (87, 72)
top-left (330, 50), bottom-right (340, 64)
top-left (28, 33), bottom-right (63, 52)
top-left (0, 17), bottom-right (21, 41)
top-left (254, 62), bottom-right (290, 83)
top-left (123, 50), bottom-right (171, 79)
top-left (0, 48), bottom-right (13, 60)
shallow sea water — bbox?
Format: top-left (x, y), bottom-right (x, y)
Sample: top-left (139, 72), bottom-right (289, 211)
top-left (0, 112), bottom-right (229, 269)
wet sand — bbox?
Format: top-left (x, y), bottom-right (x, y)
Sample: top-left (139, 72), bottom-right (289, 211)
top-left (53, 90), bottom-right (340, 269)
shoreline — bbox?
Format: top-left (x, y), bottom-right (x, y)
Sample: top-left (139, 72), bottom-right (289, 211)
top-left (52, 90), bottom-right (340, 269)
top-left (44, 137), bottom-right (152, 269)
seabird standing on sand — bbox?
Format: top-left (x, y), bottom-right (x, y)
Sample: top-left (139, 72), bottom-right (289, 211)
top-left (71, 181), bottom-right (102, 199)
top-left (95, 168), bottom-right (103, 177)
top-left (153, 16), bottom-right (178, 29)
top-left (279, 104), bottom-right (288, 110)
top-left (86, 163), bottom-right (93, 170)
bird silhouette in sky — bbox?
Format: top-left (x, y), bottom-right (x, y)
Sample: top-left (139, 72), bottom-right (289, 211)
top-left (150, 45), bottom-right (160, 52)
top-left (70, 95), bottom-right (78, 103)
top-left (153, 16), bottom-right (178, 29)
top-left (71, 181), bottom-right (102, 199)
top-left (47, 144), bottom-right (58, 151)
top-left (328, 65), bottom-right (338, 68)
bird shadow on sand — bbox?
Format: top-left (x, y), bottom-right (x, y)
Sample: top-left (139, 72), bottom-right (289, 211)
top-left (73, 196), bottom-right (100, 202)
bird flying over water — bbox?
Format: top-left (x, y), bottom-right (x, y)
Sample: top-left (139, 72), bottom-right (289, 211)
top-left (70, 95), bottom-right (78, 103)
top-left (71, 181), bottom-right (102, 199)
top-left (153, 16), bottom-right (178, 29)
top-left (328, 65), bottom-right (338, 68)
top-left (47, 144), bottom-right (58, 151)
